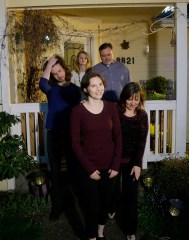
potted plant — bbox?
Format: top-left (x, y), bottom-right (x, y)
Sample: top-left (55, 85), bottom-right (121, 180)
top-left (0, 111), bottom-right (38, 182)
top-left (142, 76), bottom-right (167, 100)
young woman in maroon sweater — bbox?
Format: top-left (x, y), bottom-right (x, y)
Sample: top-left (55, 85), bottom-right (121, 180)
top-left (117, 82), bottom-right (149, 240)
top-left (71, 71), bottom-right (122, 240)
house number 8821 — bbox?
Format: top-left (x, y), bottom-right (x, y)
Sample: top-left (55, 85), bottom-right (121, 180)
top-left (116, 57), bottom-right (135, 64)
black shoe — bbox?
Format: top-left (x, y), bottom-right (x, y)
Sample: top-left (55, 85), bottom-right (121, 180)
top-left (97, 237), bottom-right (106, 240)
top-left (49, 210), bottom-right (62, 221)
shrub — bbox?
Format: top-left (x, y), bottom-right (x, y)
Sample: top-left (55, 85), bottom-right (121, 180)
top-left (0, 111), bottom-right (39, 181)
top-left (139, 157), bottom-right (189, 239)
top-left (0, 193), bottom-right (50, 240)
top-left (145, 76), bottom-right (167, 100)
top-left (146, 157), bottom-right (189, 203)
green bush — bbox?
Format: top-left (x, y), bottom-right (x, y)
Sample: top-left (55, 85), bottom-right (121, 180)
top-left (138, 188), bottom-right (170, 239)
top-left (0, 212), bottom-right (43, 240)
top-left (0, 193), bottom-right (50, 240)
top-left (146, 76), bottom-right (167, 94)
top-left (145, 76), bottom-right (167, 100)
top-left (146, 157), bottom-right (189, 203)
top-left (139, 157), bottom-right (189, 239)
top-left (0, 111), bottom-right (39, 181)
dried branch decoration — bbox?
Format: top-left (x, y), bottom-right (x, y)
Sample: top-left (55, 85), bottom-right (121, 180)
top-left (8, 10), bottom-right (61, 102)
top-left (22, 10), bottom-right (60, 67)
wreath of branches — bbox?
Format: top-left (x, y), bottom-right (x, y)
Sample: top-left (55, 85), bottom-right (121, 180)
top-left (8, 10), bottom-right (61, 102)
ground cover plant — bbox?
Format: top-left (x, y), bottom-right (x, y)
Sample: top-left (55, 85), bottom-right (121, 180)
top-left (139, 156), bottom-right (189, 239)
top-left (0, 193), bottom-right (50, 240)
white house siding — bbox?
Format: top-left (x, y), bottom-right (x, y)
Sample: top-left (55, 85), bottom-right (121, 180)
top-left (149, 30), bottom-right (175, 79)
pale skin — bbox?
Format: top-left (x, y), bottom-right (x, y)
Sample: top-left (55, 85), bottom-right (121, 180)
top-left (84, 76), bottom-right (117, 239)
top-left (78, 52), bottom-right (88, 72)
top-left (124, 93), bottom-right (141, 181)
top-left (83, 76), bottom-right (118, 181)
top-left (99, 47), bottom-right (114, 65)
top-left (42, 55), bottom-right (66, 86)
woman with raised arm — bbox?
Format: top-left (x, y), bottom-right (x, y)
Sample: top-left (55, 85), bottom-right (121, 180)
top-left (39, 55), bottom-right (81, 220)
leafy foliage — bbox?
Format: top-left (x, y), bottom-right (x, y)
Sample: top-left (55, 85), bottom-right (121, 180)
top-left (0, 193), bottom-right (50, 240)
top-left (152, 157), bottom-right (189, 202)
top-left (0, 111), bottom-right (20, 137)
top-left (147, 91), bottom-right (166, 100)
top-left (138, 188), bottom-right (169, 239)
top-left (146, 76), bottom-right (167, 94)
top-left (0, 111), bottom-right (39, 181)
top-left (0, 212), bottom-right (43, 240)
top-left (139, 157), bottom-right (189, 239)
top-left (144, 76), bottom-right (167, 100)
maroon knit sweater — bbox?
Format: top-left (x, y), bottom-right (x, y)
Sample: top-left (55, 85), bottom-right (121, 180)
top-left (71, 101), bottom-right (122, 175)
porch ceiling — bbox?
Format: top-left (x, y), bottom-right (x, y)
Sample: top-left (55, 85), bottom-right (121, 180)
top-left (50, 6), bottom-right (166, 23)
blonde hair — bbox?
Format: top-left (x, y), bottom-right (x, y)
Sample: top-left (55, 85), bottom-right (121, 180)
top-left (74, 51), bottom-right (91, 74)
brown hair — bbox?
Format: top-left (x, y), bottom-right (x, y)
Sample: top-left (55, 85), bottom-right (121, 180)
top-left (81, 70), bottom-right (106, 98)
top-left (118, 82), bottom-right (146, 115)
top-left (99, 42), bottom-right (113, 51)
top-left (43, 55), bottom-right (71, 85)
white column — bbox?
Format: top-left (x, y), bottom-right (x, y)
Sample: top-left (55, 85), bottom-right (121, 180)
top-left (175, 3), bottom-right (188, 156)
top-left (0, 1), bottom-right (14, 191)
top-left (0, 0), bottom-right (10, 112)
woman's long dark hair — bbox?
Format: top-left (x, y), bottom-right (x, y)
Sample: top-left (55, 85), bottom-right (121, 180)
top-left (43, 55), bottom-right (71, 85)
top-left (118, 82), bottom-right (146, 115)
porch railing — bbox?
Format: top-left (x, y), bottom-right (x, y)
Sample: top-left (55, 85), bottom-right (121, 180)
top-left (9, 100), bottom-right (177, 169)
top-left (143, 100), bottom-right (176, 168)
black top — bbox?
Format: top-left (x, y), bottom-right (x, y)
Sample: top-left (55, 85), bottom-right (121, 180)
top-left (121, 109), bottom-right (149, 167)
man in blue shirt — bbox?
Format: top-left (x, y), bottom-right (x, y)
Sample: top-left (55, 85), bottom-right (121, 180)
top-left (93, 42), bottom-right (131, 102)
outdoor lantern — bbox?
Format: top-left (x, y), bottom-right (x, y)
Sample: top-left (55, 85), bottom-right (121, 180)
top-left (169, 199), bottom-right (184, 217)
top-left (26, 169), bottom-right (50, 201)
top-left (169, 207), bottom-right (180, 216)
top-left (35, 176), bottom-right (45, 185)
top-left (143, 175), bottom-right (153, 188)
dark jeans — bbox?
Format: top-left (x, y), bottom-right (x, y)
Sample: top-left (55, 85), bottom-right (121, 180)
top-left (76, 164), bottom-right (117, 238)
top-left (118, 163), bottom-right (139, 236)
top-left (47, 130), bottom-right (72, 212)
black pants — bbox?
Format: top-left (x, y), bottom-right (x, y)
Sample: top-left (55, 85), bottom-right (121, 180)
top-left (76, 165), bottom-right (117, 239)
top-left (47, 130), bottom-right (72, 212)
top-left (118, 163), bottom-right (139, 236)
